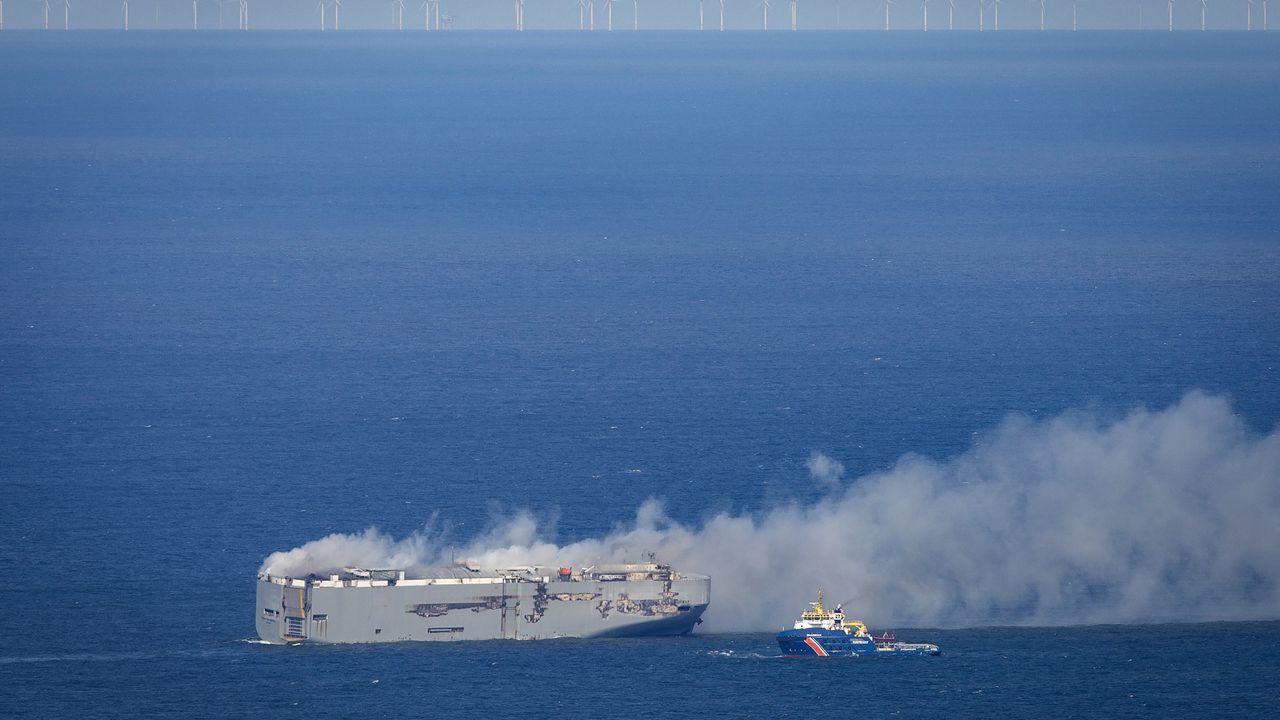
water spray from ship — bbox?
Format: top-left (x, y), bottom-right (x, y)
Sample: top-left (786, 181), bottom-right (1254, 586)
top-left (261, 391), bottom-right (1280, 631)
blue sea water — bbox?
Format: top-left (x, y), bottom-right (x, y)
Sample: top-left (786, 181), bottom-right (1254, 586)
top-left (1, 31), bottom-right (1279, 717)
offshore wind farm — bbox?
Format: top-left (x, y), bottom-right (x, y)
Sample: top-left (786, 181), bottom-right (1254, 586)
top-left (0, 0), bottom-right (1273, 30)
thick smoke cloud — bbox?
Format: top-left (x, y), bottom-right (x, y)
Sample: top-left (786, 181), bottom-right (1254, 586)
top-left (261, 392), bottom-right (1280, 630)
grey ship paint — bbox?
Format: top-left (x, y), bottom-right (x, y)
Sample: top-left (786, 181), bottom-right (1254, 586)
top-left (256, 562), bottom-right (711, 643)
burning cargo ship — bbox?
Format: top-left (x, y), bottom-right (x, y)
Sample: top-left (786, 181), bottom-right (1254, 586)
top-left (256, 561), bottom-right (710, 644)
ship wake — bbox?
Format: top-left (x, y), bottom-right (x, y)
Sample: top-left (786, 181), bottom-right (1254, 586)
top-left (260, 391), bottom-right (1280, 631)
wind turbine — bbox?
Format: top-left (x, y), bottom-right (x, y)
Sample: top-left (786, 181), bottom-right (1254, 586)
top-left (883, 0), bottom-right (893, 30)
top-left (603, 0), bottom-right (614, 29)
top-left (790, 0), bottom-right (796, 29)
top-left (41, 0), bottom-right (48, 29)
top-left (1168, 0), bottom-right (1174, 30)
top-left (633, 0), bottom-right (638, 29)
top-left (1, 0), bottom-right (5, 31)
top-left (122, 0), bottom-right (128, 29)
top-left (699, 0), bottom-right (704, 29)
top-left (1200, 0), bottom-right (1206, 29)
top-left (192, 0), bottom-right (198, 29)
top-left (979, 0), bottom-right (984, 30)
top-left (588, 0), bottom-right (594, 29)
top-left (239, 0), bottom-right (248, 29)
top-left (762, 0), bottom-right (769, 29)
top-left (577, 0), bottom-right (585, 28)
top-left (992, 0), bottom-right (1000, 29)
top-left (63, 0), bottom-right (68, 29)
top-left (393, 0), bottom-right (404, 29)
top-left (1039, 0), bottom-right (1046, 29)
top-left (319, 0), bottom-right (340, 29)
top-left (1247, 0), bottom-right (1254, 29)
top-left (922, 0), bottom-right (928, 30)
top-left (719, 0), bottom-right (725, 30)
top-left (514, 0), bottom-right (523, 30)
top-left (1072, 0), bottom-right (1078, 30)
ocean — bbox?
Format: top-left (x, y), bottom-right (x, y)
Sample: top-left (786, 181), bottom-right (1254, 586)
top-left (1, 30), bottom-right (1278, 717)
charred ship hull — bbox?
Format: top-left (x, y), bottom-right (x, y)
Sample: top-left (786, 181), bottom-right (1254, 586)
top-left (256, 563), bottom-right (710, 644)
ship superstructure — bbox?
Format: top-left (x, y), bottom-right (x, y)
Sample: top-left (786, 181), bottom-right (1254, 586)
top-left (256, 561), bottom-right (710, 644)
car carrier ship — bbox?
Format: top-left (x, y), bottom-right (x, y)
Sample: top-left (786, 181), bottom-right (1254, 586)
top-left (256, 561), bottom-right (710, 644)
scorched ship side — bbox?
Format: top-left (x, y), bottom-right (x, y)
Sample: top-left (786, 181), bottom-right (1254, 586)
top-left (256, 562), bottom-right (710, 644)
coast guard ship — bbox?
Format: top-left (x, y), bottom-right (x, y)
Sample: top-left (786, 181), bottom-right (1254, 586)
top-left (776, 591), bottom-right (941, 657)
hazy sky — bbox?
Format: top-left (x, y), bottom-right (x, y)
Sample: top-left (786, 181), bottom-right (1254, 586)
top-left (2, 0), bottom-right (1274, 32)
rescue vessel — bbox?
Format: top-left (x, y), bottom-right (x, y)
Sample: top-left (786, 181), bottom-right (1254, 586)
top-left (776, 591), bottom-right (941, 657)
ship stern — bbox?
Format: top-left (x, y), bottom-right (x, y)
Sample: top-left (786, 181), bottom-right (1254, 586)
top-left (255, 574), bottom-right (287, 644)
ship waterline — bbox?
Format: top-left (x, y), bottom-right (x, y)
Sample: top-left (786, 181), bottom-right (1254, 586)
top-left (256, 562), bottom-right (711, 644)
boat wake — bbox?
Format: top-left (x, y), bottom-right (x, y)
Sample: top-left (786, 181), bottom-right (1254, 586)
top-left (704, 649), bottom-right (776, 660)
top-left (0, 651), bottom-right (153, 666)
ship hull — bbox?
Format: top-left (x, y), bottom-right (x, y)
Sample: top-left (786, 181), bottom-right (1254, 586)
top-left (777, 628), bottom-right (878, 657)
top-left (777, 629), bottom-right (942, 657)
top-left (256, 572), bottom-right (710, 644)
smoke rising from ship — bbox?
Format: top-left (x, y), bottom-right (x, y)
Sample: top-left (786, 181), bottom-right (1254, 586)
top-left (261, 392), bottom-right (1280, 630)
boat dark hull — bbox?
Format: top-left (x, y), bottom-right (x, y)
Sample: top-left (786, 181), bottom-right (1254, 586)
top-left (776, 629), bottom-right (878, 657)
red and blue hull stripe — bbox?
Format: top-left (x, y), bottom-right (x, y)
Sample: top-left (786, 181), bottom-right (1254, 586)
top-left (777, 629), bottom-right (878, 657)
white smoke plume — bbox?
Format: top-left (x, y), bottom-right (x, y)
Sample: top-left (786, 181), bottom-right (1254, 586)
top-left (806, 451), bottom-right (846, 490)
top-left (260, 392), bottom-right (1280, 630)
